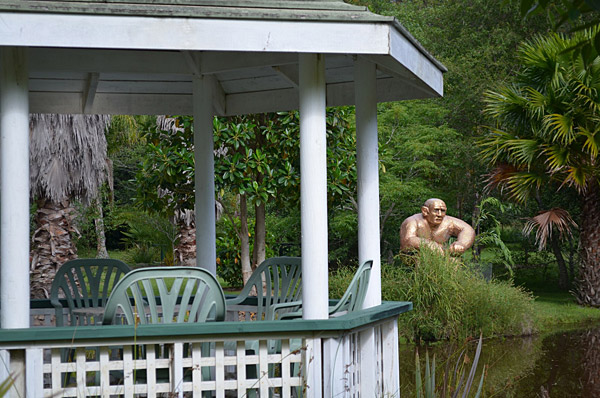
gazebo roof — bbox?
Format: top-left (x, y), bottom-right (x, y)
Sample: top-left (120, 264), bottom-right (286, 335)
top-left (0, 0), bottom-right (446, 116)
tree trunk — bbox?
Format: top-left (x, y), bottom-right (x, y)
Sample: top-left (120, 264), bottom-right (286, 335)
top-left (577, 182), bottom-right (600, 306)
top-left (30, 199), bottom-right (79, 299)
top-left (583, 328), bottom-right (600, 397)
top-left (471, 193), bottom-right (482, 261)
top-left (252, 201), bottom-right (266, 268)
top-left (174, 220), bottom-right (196, 266)
top-left (240, 194), bottom-right (252, 285)
top-left (568, 239), bottom-right (577, 281)
top-left (94, 199), bottom-right (109, 259)
top-left (550, 233), bottom-right (569, 290)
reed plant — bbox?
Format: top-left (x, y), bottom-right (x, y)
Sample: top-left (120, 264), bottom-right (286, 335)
top-left (415, 335), bottom-right (485, 398)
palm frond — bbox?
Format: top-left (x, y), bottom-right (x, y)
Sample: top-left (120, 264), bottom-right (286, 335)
top-left (525, 86), bottom-right (549, 119)
top-left (578, 126), bottom-right (600, 157)
top-left (505, 172), bottom-right (545, 203)
top-left (483, 164), bottom-right (520, 193)
top-left (542, 144), bottom-right (570, 171)
top-left (523, 208), bottom-right (577, 250)
top-left (544, 113), bottom-right (575, 144)
top-left (30, 114), bottom-right (111, 204)
top-left (562, 165), bottom-right (589, 191)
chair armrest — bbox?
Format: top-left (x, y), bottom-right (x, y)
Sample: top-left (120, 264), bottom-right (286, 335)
top-left (225, 295), bottom-right (245, 306)
top-left (271, 300), bottom-right (302, 320)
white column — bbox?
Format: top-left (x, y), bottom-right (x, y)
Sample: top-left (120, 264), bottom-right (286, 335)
top-left (355, 57), bottom-right (381, 308)
top-left (193, 75), bottom-right (217, 275)
top-left (299, 53), bottom-right (328, 321)
top-left (0, 47), bottom-right (30, 329)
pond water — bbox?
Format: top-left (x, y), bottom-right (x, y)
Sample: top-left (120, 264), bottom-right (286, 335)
top-left (398, 324), bottom-right (600, 397)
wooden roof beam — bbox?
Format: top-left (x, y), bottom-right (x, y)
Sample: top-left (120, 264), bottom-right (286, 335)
top-left (83, 72), bottom-right (99, 114)
top-left (29, 48), bottom-right (298, 76)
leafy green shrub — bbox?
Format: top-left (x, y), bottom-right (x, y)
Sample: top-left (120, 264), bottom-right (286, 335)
top-left (330, 248), bottom-right (535, 342)
top-left (118, 210), bottom-right (177, 265)
top-left (216, 216), bottom-right (244, 288)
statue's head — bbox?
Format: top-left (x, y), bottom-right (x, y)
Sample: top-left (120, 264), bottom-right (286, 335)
top-left (421, 198), bottom-right (447, 227)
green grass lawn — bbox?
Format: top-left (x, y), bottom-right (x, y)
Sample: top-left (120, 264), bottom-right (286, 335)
top-left (532, 291), bottom-right (600, 332)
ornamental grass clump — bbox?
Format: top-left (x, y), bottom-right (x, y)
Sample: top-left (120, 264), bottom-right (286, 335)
top-left (329, 248), bottom-right (535, 342)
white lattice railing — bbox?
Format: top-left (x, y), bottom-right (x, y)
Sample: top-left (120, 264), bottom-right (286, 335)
top-left (0, 301), bottom-right (411, 398)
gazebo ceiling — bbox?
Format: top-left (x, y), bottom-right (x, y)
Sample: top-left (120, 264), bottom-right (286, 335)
top-left (0, 0), bottom-right (446, 116)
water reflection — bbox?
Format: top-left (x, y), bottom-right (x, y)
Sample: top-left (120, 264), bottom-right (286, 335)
top-left (399, 325), bottom-right (600, 397)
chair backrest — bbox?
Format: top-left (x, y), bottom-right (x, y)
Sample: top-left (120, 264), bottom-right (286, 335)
top-left (228, 257), bottom-right (302, 320)
top-left (50, 258), bottom-right (131, 326)
top-left (329, 260), bottom-right (373, 316)
top-left (102, 267), bottom-right (226, 325)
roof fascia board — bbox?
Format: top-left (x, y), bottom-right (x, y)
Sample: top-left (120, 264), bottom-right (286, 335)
top-left (0, 13), bottom-right (391, 54)
top-left (387, 27), bottom-right (444, 97)
top-left (42, 0), bottom-right (367, 12)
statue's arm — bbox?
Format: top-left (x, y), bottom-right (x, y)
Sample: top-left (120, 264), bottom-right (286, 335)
top-left (449, 218), bottom-right (476, 254)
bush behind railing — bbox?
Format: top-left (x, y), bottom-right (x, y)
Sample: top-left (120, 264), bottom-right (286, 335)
top-left (329, 248), bottom-right (535, 342)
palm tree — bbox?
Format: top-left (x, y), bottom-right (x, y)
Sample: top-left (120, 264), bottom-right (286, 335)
top-left (29, 114), bottom-right (110, 299)
top-left (479, 28), bottom-right (600, 305)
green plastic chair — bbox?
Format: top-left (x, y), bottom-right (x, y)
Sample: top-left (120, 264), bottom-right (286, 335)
top-left (50, 258), bottom-right (131, 326)
top-left (102, 266), bottom-right (226, 325)
top-left (102, 267), bottom-right (225, 394)
top-left (274, 260), bottom-right (373, 320)
top-left (226, 256), bottom-right (302, 320)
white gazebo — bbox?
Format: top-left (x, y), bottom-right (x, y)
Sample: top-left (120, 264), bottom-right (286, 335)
top-left (0, 1), bottom-right (445, 397)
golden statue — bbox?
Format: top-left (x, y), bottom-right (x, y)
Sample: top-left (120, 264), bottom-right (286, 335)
top-left (400, 198), bottom-right (475, 255)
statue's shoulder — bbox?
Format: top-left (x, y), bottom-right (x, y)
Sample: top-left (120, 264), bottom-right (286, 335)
top-left (401, 213), bottom-right (423, 225)
top-left (445, 215), bottom-right (473, 230)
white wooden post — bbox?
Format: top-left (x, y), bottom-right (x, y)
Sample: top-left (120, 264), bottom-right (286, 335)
top-left (299, 53), bottom-right (327, 398)
top-left (0, 47), bottom-right (30, 330)
top-left (0, 50), bottom-right (31, 397)
top-left (193, 75), bottom-right (217, 275)
top-left (299, 53), bottom-right (328, 320)
top-left (355, 57), bottom-right (382, 398)
top-left (355, 57), bottom-right (381, 308)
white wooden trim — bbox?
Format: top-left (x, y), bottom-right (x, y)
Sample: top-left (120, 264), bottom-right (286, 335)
top-left (304, 337), bottom-right (322, 398)
top-left (359, 328), bottom-right (378, 397)
top-left (0, 47), bottom-right (30, 330)
top-left (299, 53), bottom-right (329, 320)
top-left (355, 57), bottom-right (382, 308)
top-left (9, 350), bottom-right (26, 398)
top-left (389, 28), bottom-right (444, 96)
top-left (322, 337), bottom-right (345, 397)
top-left (381, 320), bottom-right (400, 397)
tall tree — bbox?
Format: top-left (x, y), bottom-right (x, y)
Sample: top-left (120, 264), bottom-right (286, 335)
top-left (29, 114), bottom-right (111, 298)
top-left (136, 110), bottom-right (356, 284)
top-left (480, 29), bottom-right (600, 304)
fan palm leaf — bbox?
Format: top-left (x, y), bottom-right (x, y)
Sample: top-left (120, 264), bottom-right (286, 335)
top-left (30, 114), bottom-right (111, 203)
top-left (523, 208), bottom-right (577, 251)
